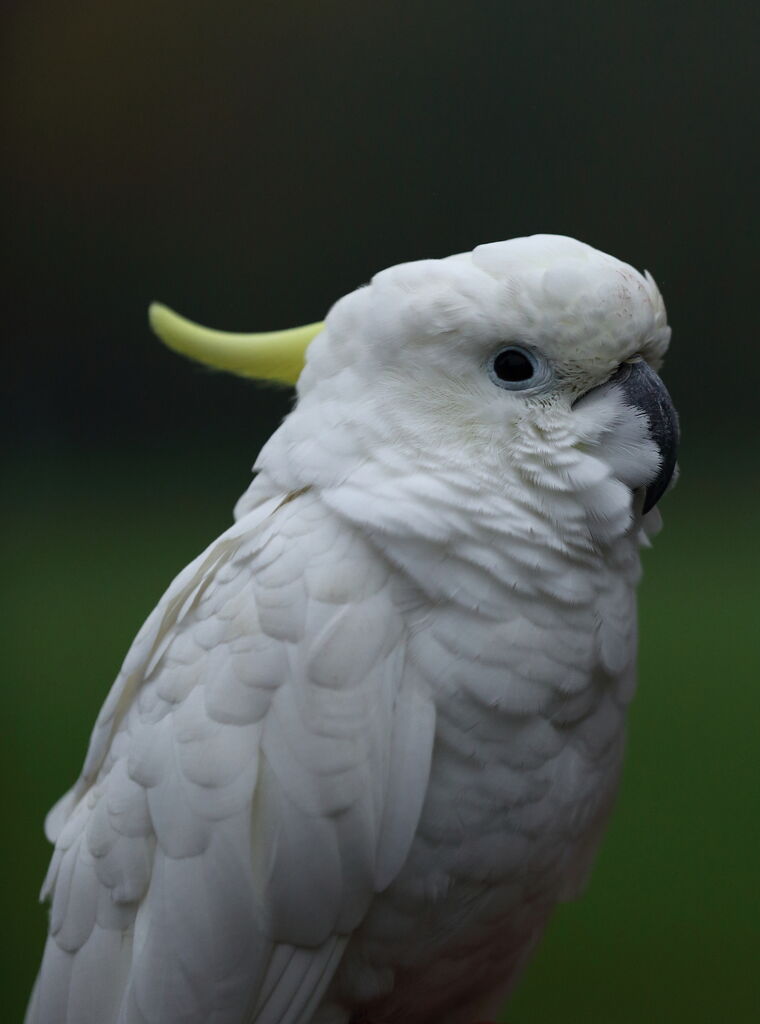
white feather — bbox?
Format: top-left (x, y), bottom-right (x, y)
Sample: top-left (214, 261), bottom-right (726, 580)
top-left (30, 234), bottom-right (674, 1023)
top-left (28, 490), bottom-right (436, 1023)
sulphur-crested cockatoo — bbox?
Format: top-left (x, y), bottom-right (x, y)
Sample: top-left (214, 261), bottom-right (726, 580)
top-left (27, 235), bottom-right (678, 1024)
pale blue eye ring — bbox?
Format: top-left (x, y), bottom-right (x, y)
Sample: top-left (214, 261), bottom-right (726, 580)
top-left (488, 345), bottom-right (552, 391)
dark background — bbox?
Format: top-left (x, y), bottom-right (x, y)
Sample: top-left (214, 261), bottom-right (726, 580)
top-left (3, 2), bottom-right (759, 1020)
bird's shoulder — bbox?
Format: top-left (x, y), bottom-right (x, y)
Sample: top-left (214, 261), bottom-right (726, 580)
top-left (48, 487), bottom-right (401, 827)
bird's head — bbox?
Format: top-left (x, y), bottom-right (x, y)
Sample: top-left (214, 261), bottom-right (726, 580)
top-left (151, 235), bottom-right (678, 541)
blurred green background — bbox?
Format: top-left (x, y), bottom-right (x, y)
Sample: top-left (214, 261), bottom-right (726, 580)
top-left (3, 2), bottom-right (758, 1021)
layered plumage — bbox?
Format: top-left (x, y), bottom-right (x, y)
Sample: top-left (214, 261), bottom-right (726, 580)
top-left (27, 235), bottom-right (676, 1024)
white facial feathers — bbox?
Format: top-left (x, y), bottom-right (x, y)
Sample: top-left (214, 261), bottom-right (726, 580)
top-left (249, 235), bottom-right (672, 538)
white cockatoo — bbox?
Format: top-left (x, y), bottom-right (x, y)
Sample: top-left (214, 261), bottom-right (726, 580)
top-left (27, 235), bottom-right (678, 1024)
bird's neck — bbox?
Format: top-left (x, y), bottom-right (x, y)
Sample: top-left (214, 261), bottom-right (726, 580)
top-left (238, 405), bottom-right (654, 615)
top-left (322, 458), bottom-right (642, 615)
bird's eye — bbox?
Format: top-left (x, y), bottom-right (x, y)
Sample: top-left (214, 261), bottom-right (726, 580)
top-left (488, 346), bottom-right (550, 391)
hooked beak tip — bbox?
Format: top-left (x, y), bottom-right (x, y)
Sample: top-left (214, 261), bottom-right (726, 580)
top-left (618, 359), bottom-right (680, 513)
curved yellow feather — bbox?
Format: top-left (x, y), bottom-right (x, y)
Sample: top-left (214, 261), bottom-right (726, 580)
top-left (148, 303), bottom-right (323, 385)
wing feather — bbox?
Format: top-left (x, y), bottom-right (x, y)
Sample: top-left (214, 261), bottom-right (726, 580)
top-left (252, 939), bottom-right (348, 1024)
top-left (28, 489), bottom-right (435, 1024)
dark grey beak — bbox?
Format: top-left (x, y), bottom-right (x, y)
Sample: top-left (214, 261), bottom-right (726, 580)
top-left (612, 359), bottom-right (680, 513)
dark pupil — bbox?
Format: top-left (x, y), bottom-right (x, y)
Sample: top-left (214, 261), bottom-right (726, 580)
top-left (493, 349), bottom-right (534, 382)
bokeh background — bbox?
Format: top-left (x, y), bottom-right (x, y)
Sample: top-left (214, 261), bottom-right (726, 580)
top-left (3, 2), bottom-right (759, 1020)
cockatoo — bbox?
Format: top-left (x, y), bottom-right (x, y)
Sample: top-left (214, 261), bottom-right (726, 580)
top-left (26, 234), bottom-right (678, 1024)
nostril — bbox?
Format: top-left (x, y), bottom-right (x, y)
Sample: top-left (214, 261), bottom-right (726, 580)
top-left (573, 363), bottom-right (628, 408)
top-left (573, 357), bottom-right (649, 409)
top-left (609, 358), bottom-right (642, 385)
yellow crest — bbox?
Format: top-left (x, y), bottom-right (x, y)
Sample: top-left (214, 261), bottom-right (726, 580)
top-left (149, 303), bottom-right (324, 385)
